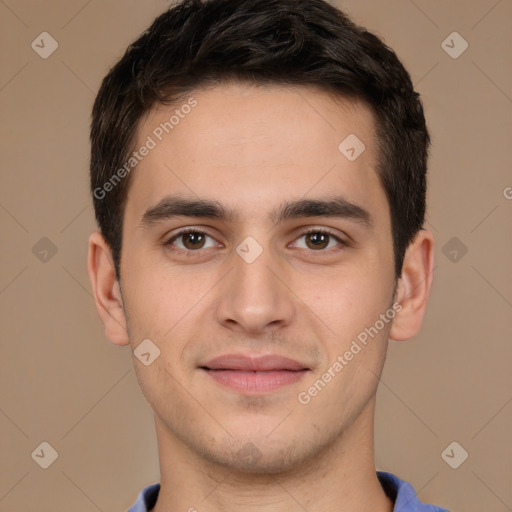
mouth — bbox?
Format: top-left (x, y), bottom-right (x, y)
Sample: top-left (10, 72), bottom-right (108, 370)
top-left (199, 354), bottom-right (310, 394)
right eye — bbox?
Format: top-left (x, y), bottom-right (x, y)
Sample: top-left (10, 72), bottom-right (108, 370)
top-left (163, 229), bottom-right (219, 255)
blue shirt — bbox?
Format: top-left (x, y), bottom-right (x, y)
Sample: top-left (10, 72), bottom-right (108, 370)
top-left (127, 471), bottom-right (450, 511)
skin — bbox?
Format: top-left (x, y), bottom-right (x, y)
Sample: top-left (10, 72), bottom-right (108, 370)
top-left (88, 82), bottom-right (434, 512)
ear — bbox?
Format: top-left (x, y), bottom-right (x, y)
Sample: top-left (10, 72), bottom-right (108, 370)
top-left (87, 231), bottom-right (130, 346)
top-left (389, 228), bottom-right (435, 341)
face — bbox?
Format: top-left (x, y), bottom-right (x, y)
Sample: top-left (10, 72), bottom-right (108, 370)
top-left (118, 82), bottom-right (398, 473)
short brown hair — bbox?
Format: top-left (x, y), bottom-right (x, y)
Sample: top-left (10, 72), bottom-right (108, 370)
top-left (90, 0), bottom-right (430, 281)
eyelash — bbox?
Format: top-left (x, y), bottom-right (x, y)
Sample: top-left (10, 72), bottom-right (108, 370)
top-left (163, 228), bottom-right (347, 257)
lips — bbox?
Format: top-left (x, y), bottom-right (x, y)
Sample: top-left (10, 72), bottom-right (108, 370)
top-left (200, 354), bottom-right (309, 372)
top-left (199, 354), bottom-right (310, 393)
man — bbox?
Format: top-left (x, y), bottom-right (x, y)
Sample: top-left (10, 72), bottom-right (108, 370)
top-left (87, 0), bottom-right (450, 510)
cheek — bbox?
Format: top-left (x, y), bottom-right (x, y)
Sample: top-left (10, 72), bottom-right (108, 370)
top-left (122, 265), bottom-right (212, 358)
top-left (304, 264), bottom-right (390, 335)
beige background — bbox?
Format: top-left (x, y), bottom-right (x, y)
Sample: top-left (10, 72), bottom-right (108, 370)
top-left (1, 0), bottom-right (511, 510)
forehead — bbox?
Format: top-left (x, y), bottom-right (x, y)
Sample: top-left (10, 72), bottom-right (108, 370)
top-left (124, 82), bottom-right (387, 229)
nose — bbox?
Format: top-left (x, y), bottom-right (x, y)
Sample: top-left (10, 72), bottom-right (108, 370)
top-left (215, 239), bottom-right (295, 335)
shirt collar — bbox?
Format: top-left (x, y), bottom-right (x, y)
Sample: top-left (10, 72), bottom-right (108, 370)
top-left (129, 471), bottom-right (449, 511)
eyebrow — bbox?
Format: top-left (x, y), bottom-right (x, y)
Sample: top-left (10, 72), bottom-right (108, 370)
top-left (138, 195), bottom-right (372, 229)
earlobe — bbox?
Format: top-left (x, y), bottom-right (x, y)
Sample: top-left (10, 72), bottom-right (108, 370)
top-left (87, 231), bottom-right (130, 346)
top-left (389, 229), bottom-right (435, 342)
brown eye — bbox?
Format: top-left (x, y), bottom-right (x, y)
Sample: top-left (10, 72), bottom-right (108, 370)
top-left (181, 232), bottom-right (206, 250)
top-left (165, 230), bottom-right (216, 252)
top-left (293, 229), bottom-right (345, 252)
top-left (305, 232), bottom-right (330, 250)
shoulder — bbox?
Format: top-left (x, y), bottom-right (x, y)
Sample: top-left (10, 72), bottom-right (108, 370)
top-left (377, 471), bottom-right (451, 511)
top-left (126, 482), bottom-right (160, 512)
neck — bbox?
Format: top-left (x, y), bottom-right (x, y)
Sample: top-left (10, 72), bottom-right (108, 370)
top-left (151, 396), bottom-right (393, 512)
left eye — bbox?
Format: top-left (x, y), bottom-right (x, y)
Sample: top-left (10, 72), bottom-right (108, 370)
top-left (292, 230), bottom-right (345, 251)
top-left (164, 229), bottom-right (345, 253)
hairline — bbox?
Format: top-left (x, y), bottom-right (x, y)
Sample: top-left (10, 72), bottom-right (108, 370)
top-left (118, 78), bottom-right (385, 231)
